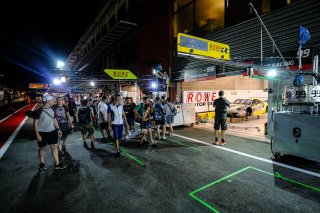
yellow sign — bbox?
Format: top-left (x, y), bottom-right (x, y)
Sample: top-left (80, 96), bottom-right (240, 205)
top-left (177, 33), bottom-right (230, 60)
top-left (104, 69), bottom-right (137, 80)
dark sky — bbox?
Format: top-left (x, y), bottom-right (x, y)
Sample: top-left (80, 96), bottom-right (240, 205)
top-left (0, 0), bottom-right (107, 89)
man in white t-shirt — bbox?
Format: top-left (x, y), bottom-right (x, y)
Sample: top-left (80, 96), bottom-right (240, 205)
top-left (98, 96), bottom-right (111, 142)
top-left (108, 95), bottom-right (129, 157)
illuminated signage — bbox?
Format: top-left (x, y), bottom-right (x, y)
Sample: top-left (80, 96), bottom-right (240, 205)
top-left (104, 69), bottom-right (137, 80)
top-left (29, 83), bottom-right (48, 89)
top-left (177, 33), bottom-right (230, 60)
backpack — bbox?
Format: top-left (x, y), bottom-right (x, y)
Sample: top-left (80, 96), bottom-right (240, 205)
top-left (136, 103), bottom-right (145, 117)
top-left (167, 103), bottom-right (177, 116)
top-left (78, 107), bottom-right (91, 124)
top-left (25, 107), bottom-right (43, 119)
top-left (154, 103), bottom-right (164, 120)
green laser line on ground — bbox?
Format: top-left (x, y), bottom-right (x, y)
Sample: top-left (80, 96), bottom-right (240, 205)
top-left (93, 131), bottom-right (145, 167)
top-left (189, 166), bottom-right (320, 212)
top-left (106, 140), bottom-right (146, 167)
top-left (167, 138), bottom-right (202, 151)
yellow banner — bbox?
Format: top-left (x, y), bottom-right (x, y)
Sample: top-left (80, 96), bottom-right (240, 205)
top-left (177, 33), bottom-right (230, 60)
top-left (104, 69), bottom-right (137, 80)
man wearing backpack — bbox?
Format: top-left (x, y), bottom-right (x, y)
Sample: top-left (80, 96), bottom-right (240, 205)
top-left (154, 97), bottom-right (166, 140)
top-left (33, 94), bottom-right (66, 171)
top-left (78, 99), bottom-right (95, 149)
top-left (163, 97), bottom-right (177, 136)
top-left (52, 97), bottom-right (74, 154)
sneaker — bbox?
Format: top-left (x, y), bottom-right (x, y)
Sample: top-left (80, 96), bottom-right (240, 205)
top-left (83, 142), bottom-right (88, 148)
top-left (128, 131), bottom-right (132, 136)
top-left (39, 163), bottom-right (47, 171)
top-left (115, 152), bottom-right (121, 158)
top-left (220, 142), bottom-right (226, 146)
top-left (169, 133), bottom-right (174, 137)
top-left (213, 141), bottom-right (220, 145)
top-left (55, 163), bottom-right (67, 170)
top-left (161, 137), bottom-right (166, 140)
top-left (125, 135), bottom-right (130, 140)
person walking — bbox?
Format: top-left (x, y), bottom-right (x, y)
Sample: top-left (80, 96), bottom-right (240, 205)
top-left (98, 96), bottom-right (111, 142)
top-left (107, 95), bottom-right (129, 157)
top-left (213, 90), bottom-right (230, 146)
top-left (52, 97), bottom-right (74, 153)
top-left (163, 98), bottom-right (177, 136)
top-left (33, 94), bottom-right (66, 171)
top-left (78, 99), bottom-right (95, 149)
top-left (123, 97), bottom-right (136, 133)
top-left (154, 97), bottom-right (166, 140)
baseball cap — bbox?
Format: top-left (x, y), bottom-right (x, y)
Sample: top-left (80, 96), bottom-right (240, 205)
top-left (42, 94), bottom-right (54, 102)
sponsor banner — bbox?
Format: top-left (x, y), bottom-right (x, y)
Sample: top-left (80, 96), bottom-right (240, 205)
top-left (104, 69), bottom-right (137, 80)
top-left (245, 47), bottom-right (313, 71)
top-left (177, 33), bottom-right (230, 60)
top-left (183, 90), bottom-right (268, 113)
top-left (29, 83), bottom-right (48, 89)
top-left (184, 65), bottom-right (216, 82)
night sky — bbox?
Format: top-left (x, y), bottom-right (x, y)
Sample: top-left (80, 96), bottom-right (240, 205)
top-left (0, 0), bottom-right (107, 90)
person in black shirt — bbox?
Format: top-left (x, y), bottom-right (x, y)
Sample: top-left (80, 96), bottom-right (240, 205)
top-left (213, 90), bottom-right (230, 146)
top-left (123, 97), bottom-right (136, 133)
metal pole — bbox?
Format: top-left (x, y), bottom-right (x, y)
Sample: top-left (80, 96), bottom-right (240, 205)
top-left (249, 2), bottom-right (289, 70)
top-left (261, 26), bottom-right (263, 67)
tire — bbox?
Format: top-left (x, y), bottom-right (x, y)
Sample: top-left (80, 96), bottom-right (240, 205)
top-left (274, 152), bottom-right (281, 160)
top-left (246, 107), bottom-right (253, 116)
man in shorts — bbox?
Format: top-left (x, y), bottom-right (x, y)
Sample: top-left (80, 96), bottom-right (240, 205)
top-left (213, 90), bottom-right (230, 146)
top-left (108, 95), bottom-right (129, 157)
top-left (78, 99), bottom-right (95, 149)
top-left (33, 94), bottom-right (67, 171)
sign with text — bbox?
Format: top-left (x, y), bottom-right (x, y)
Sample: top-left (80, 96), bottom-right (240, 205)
top-left (29, 83), bottom-right (48, 89)
top-left (284, 85), bottom-right (320, 104)
top-left (184, 65), bottom-right (216, 82)
top-left (245, 47), bottom-right (313, 71)
top-left (104, 69), bottom-right (137, 80)
top-left (183, 90), bottom-right (268, 113)
top-left (177, 33), bottom-right (230, 60)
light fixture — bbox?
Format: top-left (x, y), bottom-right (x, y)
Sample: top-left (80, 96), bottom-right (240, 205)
top-left (266, 69), bottom-right (277, 77)
top-left (60, 76), bottom-right (66, 82)
top-left (90, 82), bottom-right (95, 86)
top-left (53, 78), bottom-right (61, 85)
top-left (56, 61), bottom-right (65, 70)
top-left (151, 82), bottom-right (157, 88)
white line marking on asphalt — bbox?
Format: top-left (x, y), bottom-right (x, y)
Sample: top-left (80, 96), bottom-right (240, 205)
top-left (174, 133), bottom-right (320, 178)
top-left (0, 104), bottom-right (37, 159)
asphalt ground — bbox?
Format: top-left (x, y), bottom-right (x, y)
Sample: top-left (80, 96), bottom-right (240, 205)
top-left (0, 118), bottom-right (319, 213)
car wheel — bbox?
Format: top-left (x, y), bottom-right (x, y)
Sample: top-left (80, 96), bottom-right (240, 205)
top-left (246, 107), bottom-right (253, 116)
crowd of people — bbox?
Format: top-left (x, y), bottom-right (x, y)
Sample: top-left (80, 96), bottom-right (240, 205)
top-left (32, 93), bottom-right (178, 170)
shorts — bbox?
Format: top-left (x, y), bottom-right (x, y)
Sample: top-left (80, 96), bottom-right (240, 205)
top-left (127, 117), bottom-right (135, 127)
top-left (38, 130), bottom-right (58, 147)
top-left (155, 119), bottom-right (165, 126)
top-left (166, 115), bottom-right (174, 125)
top-left (112, 124), bottom-right (124, 140)
top-left (80, 122), bottom-right (94, 135)
top-left (99, 123), bottom-right (108, 129)
top-left (214, 117), bottom-right (227, 130)
top-left (141, 121), bottom-right (151, 129)
top-left (59, 123), bottom-right (70, 139)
